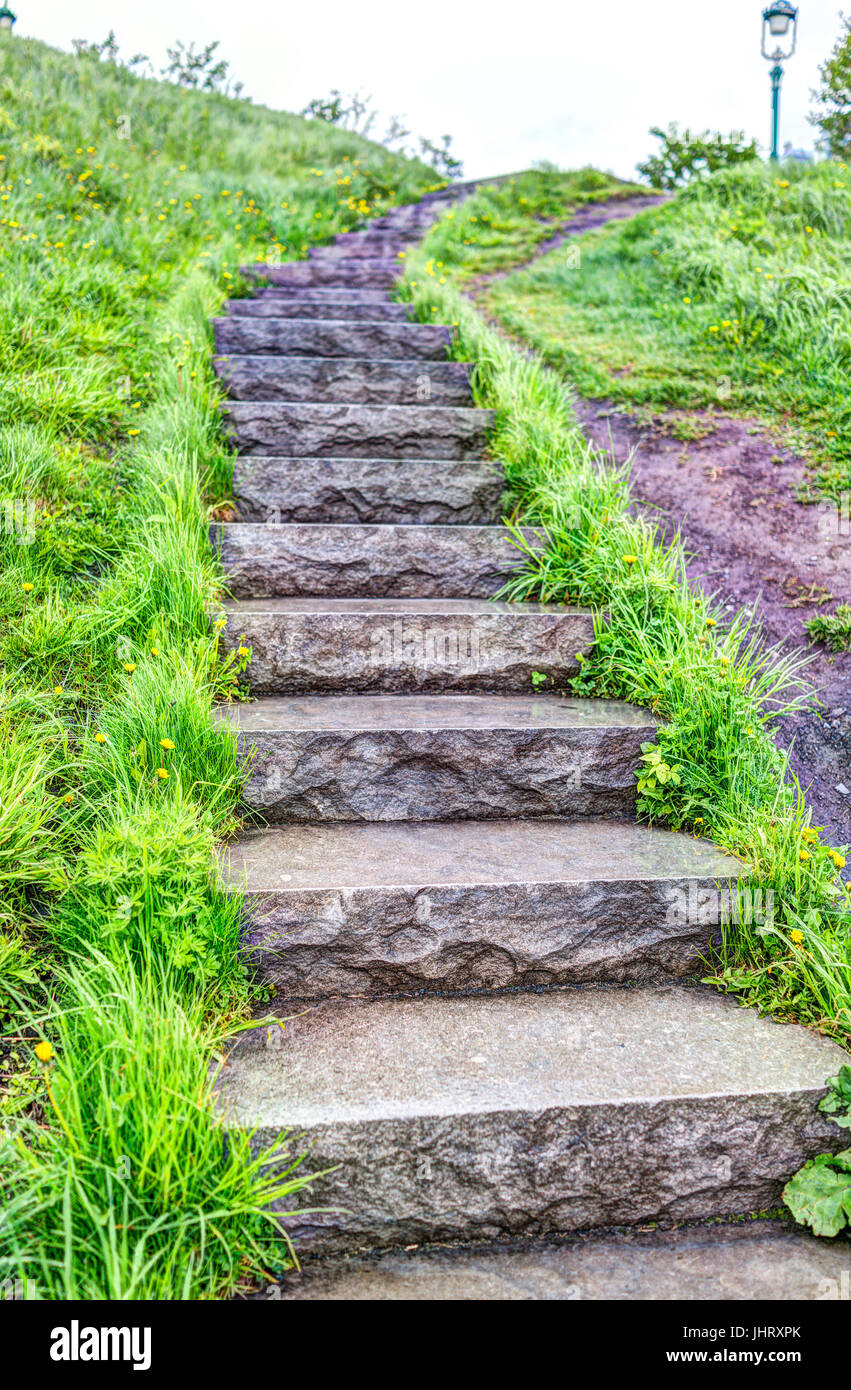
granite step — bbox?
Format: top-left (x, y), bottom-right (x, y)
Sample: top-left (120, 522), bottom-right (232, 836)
top-left (215, 356), bottom-right (473, 406)
top-left (231, 456), bottom-right (504, 525)
top-left (218, 597), bottom-right (593, 694)
top-left (213, 318), bottom-right (451, 360)
top-left (221, 817), bottom-right (743, 997)
top-left (312, 237), bottom-right (410, 261)
top-left (213, 523), bottom-right (530, 598)
top-left (215, 985), bottom-right (846, 1254)
top-left (224, 298), bottom-right (411, 321)
top-left (222, 404), bottom-right (488, 460)
top-left (245, 259), bottom-right (399, 288)
top-left (252, 286), bottom-right (393, 303)
top-left (267, 1221), bottom-right (851, 1301)
top-left (217, 694), bottom-right (656, 823)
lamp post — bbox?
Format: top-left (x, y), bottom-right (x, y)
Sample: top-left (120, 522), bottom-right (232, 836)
top-left (0, 5), bottom-right (16, 31)
top-left (761, 3), bottom-right (799, 161)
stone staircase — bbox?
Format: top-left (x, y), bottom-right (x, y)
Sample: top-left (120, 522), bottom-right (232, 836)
top-left (212, 193), bottom-right (850, 1298)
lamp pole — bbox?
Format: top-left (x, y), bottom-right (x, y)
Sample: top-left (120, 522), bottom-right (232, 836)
top-left (761, 3), bottom-right (799, 161)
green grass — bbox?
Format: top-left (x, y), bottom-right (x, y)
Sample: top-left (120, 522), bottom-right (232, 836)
top-left (403, 165), bottom-right (644, 288)
top-left (0, 34), bottom-right (440, 1300)
top-left (806, 604), bottom-right (851, 653)
top-left (399, 190), bottom-right (851, 1045)
top-left (477, 160), bottom-right (851, 502)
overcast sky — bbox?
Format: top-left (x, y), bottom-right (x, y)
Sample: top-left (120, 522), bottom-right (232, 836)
top-left (14, 1), bottom-right (844, 179)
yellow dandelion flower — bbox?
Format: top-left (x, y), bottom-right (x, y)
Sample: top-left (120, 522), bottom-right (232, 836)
top-left (94, 731), bottom-right (108, 744)
top-left (790, 929), bottom-right (804, 945)
top-left (160, 738), bottom-right (175, 751)
top-left (35, 1041), bottom-right (54, 1063)
top-left (123, 663), bottom-right (137, 674)
top-left (22, 582), bottom-right (34, 593)
top-left (623, 554), bottom-right (638, 566)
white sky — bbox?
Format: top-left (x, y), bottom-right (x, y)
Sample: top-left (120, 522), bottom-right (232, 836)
top-left (14, 1), bottom-right (845, 179)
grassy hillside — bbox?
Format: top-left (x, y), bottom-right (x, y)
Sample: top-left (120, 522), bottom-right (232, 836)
top-left (400, 180), bottom-right (851, 1065)
top-left (477, 162), bottom-right (851, 503)
top-left (0, 35), bottom-right (440, 1300)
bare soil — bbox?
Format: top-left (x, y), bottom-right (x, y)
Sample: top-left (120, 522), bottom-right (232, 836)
top-left (575, 402), bottom-right (851, 846)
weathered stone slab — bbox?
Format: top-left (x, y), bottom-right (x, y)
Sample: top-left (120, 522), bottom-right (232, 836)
top-left (212, 523), bottom-right (530, 597)
top-left (231, 456), bottom-right (504, 525)
top-left (218, 597), bottom-right (592, 693)
top-left (220, 817), bottom-right (743, 995)
top-left (222, 404), bottom-right (489, 460)
top-left (224, 298), bottom-right (412, 321)
top-left (217, 693), bottom-right (656, 822)
top-left (215, 986), bottom-right (846, 1254)
top-left (213, 317), bottom-right (451, 360)
top-left (243, 259), bottom-right (399, 288)
top-left (312, 237), bottom-right (410, 261)
top-left (268, 1220), bottom-right (851, 1301)
top-left (214, 356), bottom-right (472, 405)
top-left (254, 286), bottom-right (394, 303)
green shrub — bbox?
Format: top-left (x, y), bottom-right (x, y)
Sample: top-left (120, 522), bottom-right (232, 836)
top-left (637, 124), bottom-right (761, 189)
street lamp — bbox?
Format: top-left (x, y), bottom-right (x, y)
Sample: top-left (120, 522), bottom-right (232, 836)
top-left (0, 6), bottom-right (16, 31)
top-left (761, 3), bottom-right (799, 161)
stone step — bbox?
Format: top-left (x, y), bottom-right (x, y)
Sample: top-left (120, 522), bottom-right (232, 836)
top-left (224, 298), bottom-right (411, 321)
top-left (221, 817), bottom-right (742, 997)
top-left (213, 318), bottom-right (451, 360)
top-left (213, 522), bottom-right (529, 597)
top-left (267, 1220), bottom-right (851, 1301)
top-left (215, 356), bottom-right (473, 406)
top-left (246, 259), bottom-right (399, 288)
top-left (231, 456), bottom-right (504, 525)
top-left (221, 404), bottom-right (490, 461)
top-left (215, 985), bottom-right (845, 1254)
top-left (219, 597), bottom-right (593, 694)
top-left (313, 236), bottom-right (410, 261)
top-left (254, 286), bottom-right (392, 303)
top-left (216, 694), bottom-right (656, 823)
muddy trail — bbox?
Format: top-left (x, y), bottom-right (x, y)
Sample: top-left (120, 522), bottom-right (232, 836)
top-left (577, 401), bottom-right (851, 849)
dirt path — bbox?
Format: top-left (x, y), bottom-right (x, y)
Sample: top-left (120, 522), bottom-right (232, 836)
top-left (467, 196), bottom-right (851, 849)
top-left (577, 402), bottom-right (851, 848)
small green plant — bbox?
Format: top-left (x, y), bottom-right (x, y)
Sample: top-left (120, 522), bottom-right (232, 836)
top-left (806, 604), bottom-right (851, 652)
top-left (637, 124), bottom-right (760, 189)
top-left (784, 1066), bottom-right (851, 1237)
top-left (635, 742), bottom-right (684, 822)
top-left (0, 932), bottom-right (40, 1020)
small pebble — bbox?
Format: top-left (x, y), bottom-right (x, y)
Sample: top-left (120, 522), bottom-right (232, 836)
top-left (836, 784), bottom-right (849, 797)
